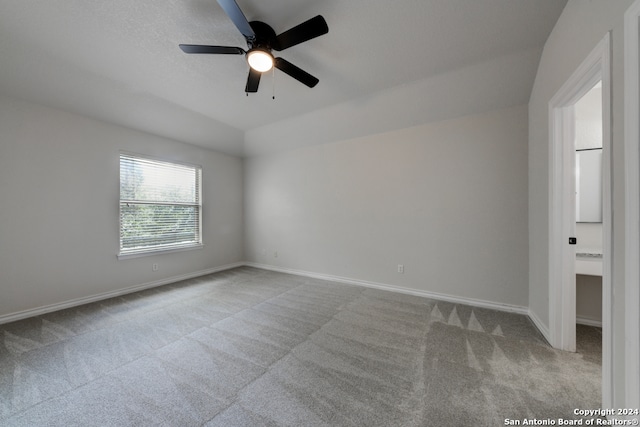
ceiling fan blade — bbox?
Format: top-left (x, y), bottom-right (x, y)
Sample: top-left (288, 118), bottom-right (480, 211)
top-left (179, 44), bottom-right (245, 54)
top-left (216, 0), bottom-right (256, 40)
top-left (274, 57), bottom-right (319, 88)
top-left (245, 68), bottom-right (261, 92)
top-left (274, 15), bottom-right (328, 51)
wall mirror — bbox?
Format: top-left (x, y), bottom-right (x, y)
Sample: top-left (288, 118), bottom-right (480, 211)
top-left (575, 148), bottom-right (602, 222)
top-left (574, 81), bottom-right (602, 223)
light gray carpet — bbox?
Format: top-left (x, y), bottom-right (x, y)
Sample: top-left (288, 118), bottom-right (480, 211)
top-left (0, 267), bottom-right (601, 426)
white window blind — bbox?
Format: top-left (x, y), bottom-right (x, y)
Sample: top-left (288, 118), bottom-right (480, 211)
top-left (119, 153), bottom-right (202, 256)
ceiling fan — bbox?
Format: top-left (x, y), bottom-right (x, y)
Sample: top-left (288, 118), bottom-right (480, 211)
top-left (179, 0), bottom-right (329, 94)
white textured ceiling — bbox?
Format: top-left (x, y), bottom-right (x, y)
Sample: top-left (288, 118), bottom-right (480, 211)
top-left (0, 0), bottom-right (567, 157)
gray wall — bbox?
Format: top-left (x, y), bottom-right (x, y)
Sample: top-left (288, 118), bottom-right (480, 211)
top-left (528, 0), bottom-right (634, 406)
top-left (0, 95), bottom-right (244, 320)
top-left (245, 105), bottom-right (529, 308)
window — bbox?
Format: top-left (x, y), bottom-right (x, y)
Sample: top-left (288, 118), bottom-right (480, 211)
top-left (119, 153), bottom-right (202, 258)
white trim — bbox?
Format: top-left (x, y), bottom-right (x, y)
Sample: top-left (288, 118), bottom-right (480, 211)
top-left (576, 316), bottom-right (603, 328)
top-left (625, 0), bottom-right (640, 410)
top-left (601, 33), bottom-right (614, 410)
top-left (0, 262), bottom-right (244, 325)
top-left (548, 33), bottom-right (613, 407)
top-left (244, 262), bottom-right (529, 316)
top-left (0, 258), bottom-right (604, 353)
top-left (529, 309), bottom-right (552, 344)
top-left (117, 243), bottom-right (204, 260)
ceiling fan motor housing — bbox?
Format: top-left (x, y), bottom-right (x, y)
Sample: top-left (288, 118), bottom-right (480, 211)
top-left (247, 21), bottom-right (277, 51)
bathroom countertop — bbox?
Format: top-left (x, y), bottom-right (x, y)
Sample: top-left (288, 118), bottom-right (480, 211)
top-left (576, 249), bottom-right (603, 276)
top-left (576, 248), bottom-right (602, 258)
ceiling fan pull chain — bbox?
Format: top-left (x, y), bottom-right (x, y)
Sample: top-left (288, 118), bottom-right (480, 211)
top-left (272, 67), bottom-right (276, 100)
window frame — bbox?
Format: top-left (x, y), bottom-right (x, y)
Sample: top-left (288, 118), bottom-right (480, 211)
top-left (117, 152), bottom-right (203, 260)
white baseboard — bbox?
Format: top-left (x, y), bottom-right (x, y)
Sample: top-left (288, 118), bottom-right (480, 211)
top-left (0, 262), bottom-right (244, 325)
top-left (527, 310), bottom-right (602, 345)
top-left (576, 316), bottom-right (603, 328)
top-left (1, 260), bottom-right (562, 339)
top-left (245, 262), bottom-right (529, 316)
top-left (528, 309), bottom-right (551, 344)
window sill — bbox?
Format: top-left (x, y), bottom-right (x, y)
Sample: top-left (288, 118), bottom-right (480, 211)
top-left (117, 244), bottom-right (204, 260)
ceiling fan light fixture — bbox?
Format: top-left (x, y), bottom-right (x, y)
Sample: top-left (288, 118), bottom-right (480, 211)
top-left (247, 48), bottom-right (274, 72)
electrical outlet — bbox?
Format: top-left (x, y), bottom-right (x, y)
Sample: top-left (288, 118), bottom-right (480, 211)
top-left (152, 263), bottom-right (159, 271)
top-left (397, 264), bottom-right (404, 274)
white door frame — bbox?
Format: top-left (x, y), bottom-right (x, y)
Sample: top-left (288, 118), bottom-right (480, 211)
top-left (548, 33), bottom-right (612, 407)
top-left (625, 0), bottom-right (640, 410)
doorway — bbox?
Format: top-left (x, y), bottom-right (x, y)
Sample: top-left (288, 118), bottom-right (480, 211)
top-left (574, 82), bottom-right (603, 329)
top-left (548, 33), bottom-right (612, 407)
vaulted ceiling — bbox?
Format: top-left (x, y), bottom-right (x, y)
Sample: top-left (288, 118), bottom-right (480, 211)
top-left (0, 0), bottom-right (567, 156)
